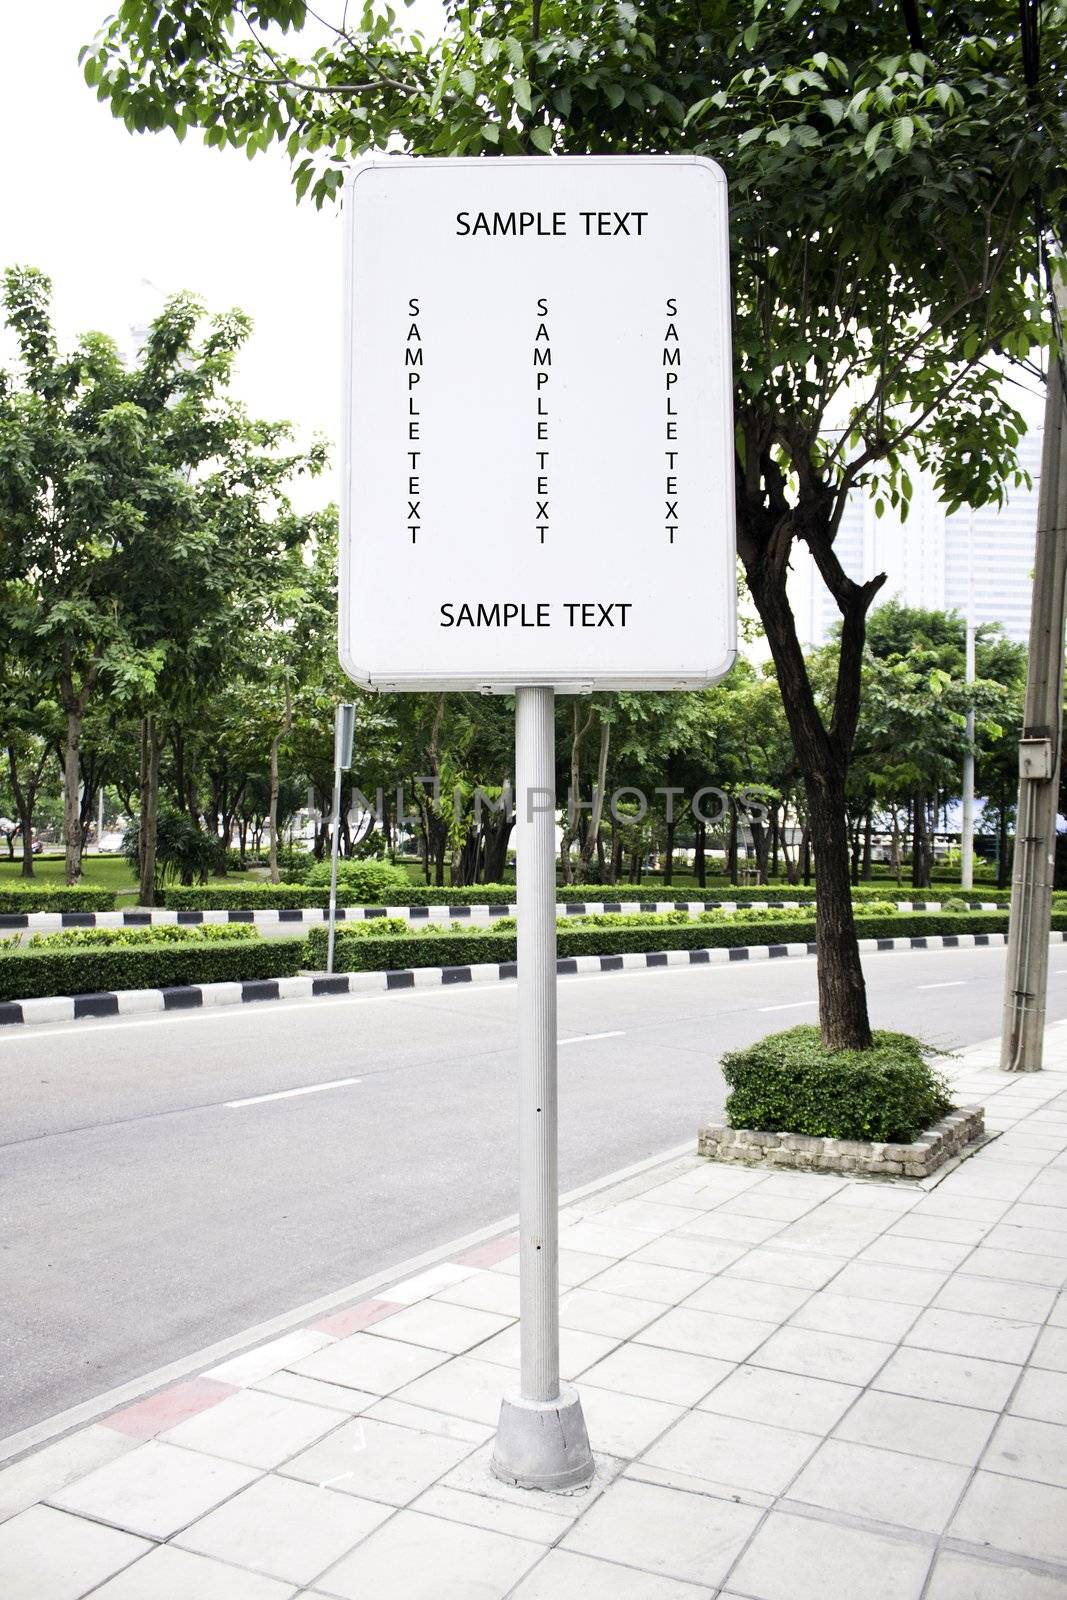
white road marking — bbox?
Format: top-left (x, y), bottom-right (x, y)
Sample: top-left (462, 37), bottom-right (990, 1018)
top-left (559, 1031), bottom-right (625, 1045)
top-left (918, 981), bottom-right (967, 990)
top-left (758, 1000), bottom-right (816, 1012)
top-left (226, 1077), bottom-right (362, 1109)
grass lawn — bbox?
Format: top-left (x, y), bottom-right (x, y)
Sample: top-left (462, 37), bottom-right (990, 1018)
top-left (0, 854), bottom-right (269, 904)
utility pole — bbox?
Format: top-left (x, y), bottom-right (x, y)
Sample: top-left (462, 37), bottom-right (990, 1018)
top-left (326, 704), bottom-right (355, 977)
top-left (1001, 278), bottom-right (1067, 1071)
top-left (961, 616), bottom-right (976, 891)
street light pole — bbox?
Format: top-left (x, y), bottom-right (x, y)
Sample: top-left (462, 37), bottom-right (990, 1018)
top-left (491, 685), bottom-right (594, 1492)
top-left (1001, 279), bottom-right (1067, 1072)
top-left (962, 618), bottom-right (976, 891)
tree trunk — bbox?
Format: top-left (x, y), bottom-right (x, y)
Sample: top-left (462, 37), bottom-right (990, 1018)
top-left (138, 714), bottom-right (161, 906)
top-left (998, 805), bottom-right (1011, 889)
top-left (8, 742), bottom-right (49, 879)
top-left (862, 808), bottom-right (873, 880)
top-left (806, 776), bottom-right (872, 1049)
top-left (577, 717), bottom-right (610, 882)
top-left (63, 709), bottom-right (83, 886)
top-left (694, 819), bottom-right (706, 887)
top-left (801, 826), bottom-right (812, 886)
top-left (663, 816), bottom-right (676, 885)
top-left (727, 797), bottom-right (739, 885)
top-left (769, 802), bottom-right (780, 880)
top-left (268, 682), bottom-right (293, 885)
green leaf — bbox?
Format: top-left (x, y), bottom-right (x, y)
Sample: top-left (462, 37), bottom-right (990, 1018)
top-left (458, 68), bottom-right (476, 97)
top-left (513, 77), bottom-right (532, 113)
top-left (529, 124), bottom-right (553, 153)
top-left (892, 115), bottom-right (914, 153)
top-left (503, 35), bottom-right (524, 70)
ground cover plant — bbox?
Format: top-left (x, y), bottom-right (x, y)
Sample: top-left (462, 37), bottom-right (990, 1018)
top-left (721, 1026), bottom-right (953, 1144)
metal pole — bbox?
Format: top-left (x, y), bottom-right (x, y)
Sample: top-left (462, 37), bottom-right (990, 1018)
top-left (97, 785), bottom-right (105, 854)
top-left (1001, 283), bottom-right (1067, 1071)
top-left (962, 621), bottom-right (975, 890)
top-left (491, 686), bottom-right (593, 1492)
top-left (326, 764), bottom-right (344, 976)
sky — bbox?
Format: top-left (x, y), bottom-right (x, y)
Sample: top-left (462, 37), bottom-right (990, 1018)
top-left (0, 2), bottom-right (441, 507)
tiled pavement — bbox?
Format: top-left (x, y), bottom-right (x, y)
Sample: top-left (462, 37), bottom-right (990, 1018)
top-left (4, 1032), bottom-right (1067, 1598)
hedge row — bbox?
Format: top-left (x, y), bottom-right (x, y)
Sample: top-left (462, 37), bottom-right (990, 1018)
top-left (0, 888), bottom-right (118, 913)
top-left (307, 910), bottom-right (1041, 974)
top-left (158, 881), bottom-right (1016, 911)
top-left (0, 937), bottom-right (305, 1003)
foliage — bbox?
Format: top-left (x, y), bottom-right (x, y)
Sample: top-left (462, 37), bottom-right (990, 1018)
top-left (25, 924), bottom-right (260, 949)
top-left (122, 809), bottom-right (228, 888)
top-left (0, 887), bottom-right (118, 913)
top-left (721, 1026), bottom-right (953, 1142)
top-left (0, 936), bottom-right (304, 1002)
top-left (303, 856), bottom-right (409, 898)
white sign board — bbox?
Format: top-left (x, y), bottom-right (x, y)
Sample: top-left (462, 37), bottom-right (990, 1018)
top-left (340, 155), bottom-right (735, 692)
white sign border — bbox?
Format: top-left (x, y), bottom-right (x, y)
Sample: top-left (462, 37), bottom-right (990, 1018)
top-left (339, 154), bottom-right (737, 695)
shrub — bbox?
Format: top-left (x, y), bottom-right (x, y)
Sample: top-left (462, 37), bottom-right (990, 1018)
top-left (122, 810), bottom-right (227, 888)
top-left (25, 924), bottom-right (260, 950)
top-left (303, 857), bottom-right (410, 900)
top-left (0, 936), bottom-right (305, 1002)
top-left (0, 887), bottom-right (118, 914)
top-left (721, 1025), bottom-right (953, 1143)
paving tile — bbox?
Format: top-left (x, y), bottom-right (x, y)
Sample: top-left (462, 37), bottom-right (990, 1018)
top-left (91, 1544), bottom-right (296, 1599)
top-left (584, 1259), bottom-right (710, 1306)
top-left (161, 1389), bottom-right (346, 1468)
top-left (175, 1472), bottom-right (389, 1585)
top-left (749, 1326), bottom-right (894, 1385)
top-left (252, 1374), bottom-right (378, 1414)
top-left (681, 1276), bottom-right (809, 1325)
top-left (280, 1416), bottom-right (475, 1506)
top-left (287, 1331), bottom-right (447, 1395)
top-left (561, 1476), bottom-right (760, 1587)
top-left (510, 1547), bottom-right (716, 1598)
top-left (391, 1355), bottom-right (510, 1425)
top-left (1032, 1325), bottom-right (1067, 1371)
top-left (723, 1248), bottom-right (848, 1290)
top-left (984, 1223), bottom-right (1067, 1260)
top-left (830, 1184), bottom-right (920, 1214)
top-left (575, 1384), bottom-right (683, 1459)
top-left (951, 1469), bottom-right (1067, 1564)
top-left (678, 1210), bottom-right (789, 1246)
top-left (786, 1436), bottom-right (970, 1533)
top-left (726, 1508), bottom-right (932, 1600)
top-left (579, 1341), bottom-right (734, 1407)
top-left (834, 1388), bottom-right (996, 1466)
top-left (984, 1414), bottom-right (1067, 1488)
top-left (1006, 1202), bottom-right (1067, 1230)
top-left (859, 1234), bottom-right (974, 1272)
top-left (1014, 1368), bottom-right (1067, 1427)
top-left (472, 1324), bottom-right (618, 1380)
top-left (452, 1235), bottom-right (519, 1269)
top-left (932, 1275), bottom-right (1057, 1323)
top-left (873, 1347), bottom-right (1021, 1411)
top-left (911, 1193), bottom-right (1009, 1224)
top-left (49, 1440), bottom-right (259, 1539)
top-left (0, 1504), bottom-right (149, 1600)
top-left (772, 1206), bottom-right (888, 1254)
top-left (102, 1378), bottom-right (238, 1441)
top-left (641, 1408), bottom-right (818, 1496)
top-left (636, 1306), bottom-right (776, 1363)
top-left (826, 1259), bottom-right (946, 1307)
top-left (361, 1399), bottom-right (492, 1444)
top-left (1051, 1293), bottom-right (1067, 1328)
top-left (630, 1234), bottom-right (749, 1273)
top-left (558, 1287), bottom-right (662, 1339)
top-left (555, 1220), bottom-right (654, 1258)
top-left (961, 1247), bottom-right (1067, 1286)
top-left (434, 1272), bottom-right (521, 1317)
top-left (593, 1198), bottom-right (707, 1235)
top-left (714, 1191), bottom-right (822, 1222)
top-left (381, 1263), bottom-right (476, 1303)
top-left (888, 1212), bottom-right (990, 1246)
top-left (438, 1438), bottom-right (618, 1517)
top-left (362, 1299), bottom-right (513, 1354)
top-left (205, 1331), bottom-right (334, 1388)
top-left (788, 1290), bottom-right (918, 1343)
top-left (311, 1300), bottom-right (402, 1338)
top-left (699, 1363), bottom-right (859, 1436)
top-left (314, 1507), bottom-right (541, 1598)
top-left (0, 1425), bottom-right (139, 1526)
top-left (924, 1549), bottom-right (1067, 1600)
top-left (904, 1306), bottom-right (1040, 1364)
top-left (411, 1483), bottom-right (572, 1546)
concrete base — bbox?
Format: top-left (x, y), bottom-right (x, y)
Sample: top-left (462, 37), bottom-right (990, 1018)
top-left (490, 1386), bottom-right (595, 1492)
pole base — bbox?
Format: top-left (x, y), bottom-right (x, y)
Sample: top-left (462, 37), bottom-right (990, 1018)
top-left (490, 1386), bottom-right (595, 1492)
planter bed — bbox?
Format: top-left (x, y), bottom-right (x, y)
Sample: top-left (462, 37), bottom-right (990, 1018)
top-left (697, 1105), bottom-right (986, 1180)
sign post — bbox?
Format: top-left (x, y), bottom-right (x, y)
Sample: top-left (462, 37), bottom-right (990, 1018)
top-left (326, 702), bottom-right (356, 976)
top-left (340, 155), bottom-right (735, 1490)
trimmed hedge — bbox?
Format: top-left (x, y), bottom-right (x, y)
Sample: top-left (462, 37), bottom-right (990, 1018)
top-left (0, 887), bottom-right (118, 913)
top-left (0, 936), bottom-right (305, 1003)
top-left (26, 924), bottom-right (261, 949)
top-left (721, 1025), bottom-right (953, 1143)
top-left (306, 909), bottom-right (1042, 974)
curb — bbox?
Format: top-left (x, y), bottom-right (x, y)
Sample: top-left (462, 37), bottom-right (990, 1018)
top-left (0, 896), bottom-right (1005, 932)
top-left (1, 928), bottom-right (1054, 1030)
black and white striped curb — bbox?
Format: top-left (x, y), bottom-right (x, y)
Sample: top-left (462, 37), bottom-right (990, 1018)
top-left (1, 928), bottom-right (1057, 1030)
top-left (0, 897), bottom-right (1005, 933)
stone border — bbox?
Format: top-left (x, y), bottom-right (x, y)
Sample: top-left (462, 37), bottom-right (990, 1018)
top-left (697, 1105), bottom-right (985, 1179)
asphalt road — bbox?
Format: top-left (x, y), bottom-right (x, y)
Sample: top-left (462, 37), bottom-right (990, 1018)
top-left (2, 941), bottom-right (1064, 1441)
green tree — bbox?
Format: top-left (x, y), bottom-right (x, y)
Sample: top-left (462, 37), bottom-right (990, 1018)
top-left (84, 1), bottom-right (1065, 1044)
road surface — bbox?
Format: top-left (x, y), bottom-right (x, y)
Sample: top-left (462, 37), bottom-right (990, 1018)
top-left (2, 941), bottom-right (1062, 1439)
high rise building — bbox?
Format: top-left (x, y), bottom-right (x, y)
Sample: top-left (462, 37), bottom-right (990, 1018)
top-left (790, 427), bottom-right (1044, 645)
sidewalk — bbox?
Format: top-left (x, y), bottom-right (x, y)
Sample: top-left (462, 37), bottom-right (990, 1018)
top-left (3, 1034), bottom-right (1067, 1599)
